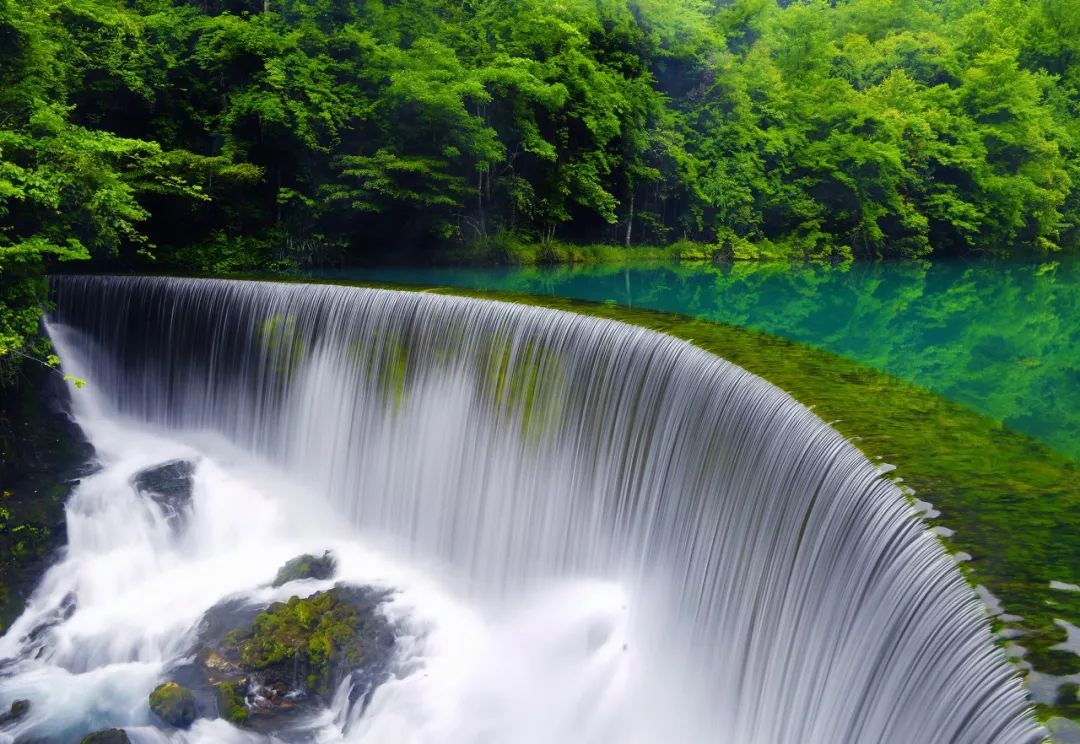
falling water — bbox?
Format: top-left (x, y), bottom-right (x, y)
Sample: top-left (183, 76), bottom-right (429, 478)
top-left (0, 276), bottom-right (1044, 743)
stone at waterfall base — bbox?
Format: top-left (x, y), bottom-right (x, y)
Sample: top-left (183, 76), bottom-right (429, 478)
top-left (272, 551), bottom-right (336, 587)
top-left (164, 580), bottom-right (395, 734)
top-left (80, 729), bottom-right (132, 744)
top-left (149, 682), bottom-right (197, 728)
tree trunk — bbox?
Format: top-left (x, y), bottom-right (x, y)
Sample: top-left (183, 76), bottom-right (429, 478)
top-left (625, 191), bottom-right (635, 247)
top-left (477, 169), bottom-right (486, 239)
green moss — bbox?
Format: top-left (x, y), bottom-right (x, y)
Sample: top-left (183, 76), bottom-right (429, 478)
top-left (1030, 648), bottom-right (1080, 677)
top-left (228, 588), bottom-right (365, 697)
top-left (272, 552), bottom-right (336, 587)
top-left (257, 314), bottom-right (307, 380)
top-left (148, 682), bottom-right (197, 728)
top-left (437, 235), bottom-right (716, 267)
top-left (215, 680), bottom-right (248, 725)
top-left (482, 334), bottom-right (564, 440)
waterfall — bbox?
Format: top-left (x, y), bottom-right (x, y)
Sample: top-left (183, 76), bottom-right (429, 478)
top-left (0, 276), bottom-right (1042, 743)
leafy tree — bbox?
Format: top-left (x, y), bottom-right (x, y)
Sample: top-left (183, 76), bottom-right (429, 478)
top-left (5, 0), bottom-right (1080, 383)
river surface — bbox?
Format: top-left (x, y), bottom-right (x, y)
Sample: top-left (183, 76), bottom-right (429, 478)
top-left (313, 258), bottom-right (1080, 461)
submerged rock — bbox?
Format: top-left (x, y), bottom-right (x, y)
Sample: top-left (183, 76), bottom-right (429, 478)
top-left (0, 699), bottom-right (30, 726)
top-left (149, 681), bottom-right (197, 728)
top-left (272, 551), bottom-right (336, 587)
top-left (132, 460), bottom-right (196, 527)
top-left (80, 729), bottom-right (131, 744)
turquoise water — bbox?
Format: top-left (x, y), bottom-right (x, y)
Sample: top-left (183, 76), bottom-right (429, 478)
top-left (310, 258), bottom-right (1080, 461)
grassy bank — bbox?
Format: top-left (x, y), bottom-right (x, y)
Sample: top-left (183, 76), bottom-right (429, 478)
top-left (435, 236), bottom-right (724, 266)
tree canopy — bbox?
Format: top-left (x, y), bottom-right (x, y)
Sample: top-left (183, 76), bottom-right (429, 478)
top-left (3, 0), bottom-right (1080, 374)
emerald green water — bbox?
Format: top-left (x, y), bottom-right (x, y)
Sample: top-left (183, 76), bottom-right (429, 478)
top-left (315, 258), bottom-right (1080, 462)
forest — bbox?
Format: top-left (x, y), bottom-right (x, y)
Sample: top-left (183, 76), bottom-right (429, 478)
top-left (2, 0), bottom-right (1080, 379)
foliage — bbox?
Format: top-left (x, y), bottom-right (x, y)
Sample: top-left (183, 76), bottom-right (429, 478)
top-left (4, 0), bottom-right (1080, 379)
top-left (0, 0), bottom-right (235, 381)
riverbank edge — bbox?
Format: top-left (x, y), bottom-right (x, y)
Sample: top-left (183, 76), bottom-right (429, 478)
top-left (434, 238), bottom-right (725, 266)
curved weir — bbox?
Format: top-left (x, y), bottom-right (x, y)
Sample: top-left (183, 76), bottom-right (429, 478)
top-left (1, 276), bottom-right (1043, 742)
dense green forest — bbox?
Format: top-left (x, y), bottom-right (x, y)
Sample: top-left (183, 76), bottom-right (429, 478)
top-left (2, 0), bottom-right (1080, 377)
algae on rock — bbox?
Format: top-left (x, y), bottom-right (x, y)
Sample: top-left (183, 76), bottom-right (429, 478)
top-left (216, 680), bottom-right (249, 725)
top-left (272, 551), bottom-right (336, 587)
top-left (149, 681), bottom-right (197, 728)
top-left (229, 588), bottom-right (366, 697)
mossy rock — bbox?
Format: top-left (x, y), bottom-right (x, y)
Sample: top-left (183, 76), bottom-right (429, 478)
top-left (0, 699), bottom-right (29, 725)
top-left (148, 681), bottom-right (197, 728)
top-left (172, 583), bottom-right (393, 730)
top-left (80, 729), bottom-right (131, 744)
top-left (225, 587), bottom-right (365, 698)
top-left (216, 680), bottom-right (249, 725)
top-left (272, 551), bottom-right (336, 587)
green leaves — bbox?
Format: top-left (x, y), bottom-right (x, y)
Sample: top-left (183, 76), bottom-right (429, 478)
top-left (0, 0), bottom-right (1079, 295)
top-left (333, 149), bottom-right (470, 212)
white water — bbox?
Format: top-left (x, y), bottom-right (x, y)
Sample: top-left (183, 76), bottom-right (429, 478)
top-left (0, 277), bottom-right (1045, 743)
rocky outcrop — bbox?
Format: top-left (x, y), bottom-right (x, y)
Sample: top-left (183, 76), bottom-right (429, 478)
top-left (272, 551), bottom-right (336, 587)
top-left (0, 356), bottom-right (95, 632)
top-left (167, 584), bottom-right (395, 733)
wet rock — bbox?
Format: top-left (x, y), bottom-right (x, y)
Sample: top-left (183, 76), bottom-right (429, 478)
top-left (80, 729), bottom-right (131, 744)
top-left (230, 588), bottom-right (367, 699)
top-left (21, 591), bottom-right (77, 656)
top-left (216, 680), bottom-right (249, 725)
top-left (272, 552), bottom-right (336, 587)
top-left (169, 584), bottom-right (395, 734)
top-left (0, 698), bottom-right (30, 726)
top-left (132, 460), bottom-right (196, 527)
top-left (0, 358), bottom-right (96, 633)
top-left (149, 681), bottom-right (197, 728)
